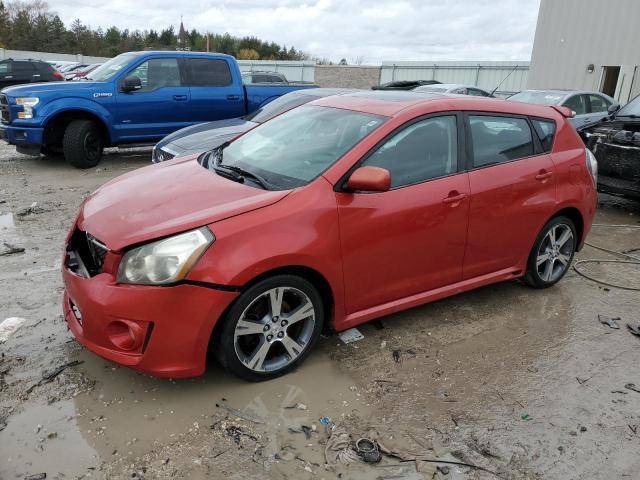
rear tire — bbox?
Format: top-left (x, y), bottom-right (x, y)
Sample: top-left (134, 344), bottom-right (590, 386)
top-left (524, 216), bottom-right (577, 289)
top-left (63, 119), bottom-right (104, 169)
top-left (216, 275), bottom-right (324, 381)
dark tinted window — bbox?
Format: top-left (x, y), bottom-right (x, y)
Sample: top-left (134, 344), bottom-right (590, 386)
top-left (363, 115), bottom-right (458, 188)
top-left (268, 74), bottom-right (285, 83)
top-left (128, 58), bottom-right (181, 91)
top-left (13, 62), bottom-right (36, 75)
top-left (246, 93), bottom-right (312, 123)
top-left (588, 94), bottom-right (611, 113)
top-left (563, 94), bottom-right (588, 115)
top-left (186, 58), bottom-right (232, 86)
top-left (253, 74), bottom-right (269, 83)
top-left (467, 88), bottom-right (489, 97)
top-left (469, 115), bottom-right (534, 167)
top-left (532, 119), bottom-right (556, 153)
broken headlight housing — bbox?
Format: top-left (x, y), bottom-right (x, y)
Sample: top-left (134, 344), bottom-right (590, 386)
top-left (117, 227), bottom-right (214, 285)
top-left (16, 97), bottom-right (39, 119)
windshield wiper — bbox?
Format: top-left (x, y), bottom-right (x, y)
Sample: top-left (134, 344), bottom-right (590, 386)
top-left (218, 164), bottom-right (271, 189)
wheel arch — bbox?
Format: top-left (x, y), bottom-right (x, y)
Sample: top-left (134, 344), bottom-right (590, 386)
top-left (43, 109), bottom-right (112, 149)
top-left (208, 265), bottom-right (336, 351)
top-left (548, 206), bottom-right (585, 250)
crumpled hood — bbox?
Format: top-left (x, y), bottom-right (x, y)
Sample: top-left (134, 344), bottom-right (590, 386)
top-left (78, 156), bottom-right (290, 251)
top-left (2, 81), bottom-right (106, 97)
top-left (159, 118), bottom-right (255, 150)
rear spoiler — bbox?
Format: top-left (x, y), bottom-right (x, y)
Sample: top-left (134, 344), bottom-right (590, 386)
top-left (551, 106), bottom-right (575, 118)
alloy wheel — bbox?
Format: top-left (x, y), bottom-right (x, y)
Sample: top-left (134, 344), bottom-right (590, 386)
top-left (233, 287), bottom-right (316, 373)
top-left (536, 223), bottom-right (574, 283)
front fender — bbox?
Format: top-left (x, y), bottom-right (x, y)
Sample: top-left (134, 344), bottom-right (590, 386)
top-left (39, 98), bottom-right (115, 142)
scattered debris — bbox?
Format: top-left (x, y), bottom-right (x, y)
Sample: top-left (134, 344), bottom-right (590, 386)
top-left (338, 327), bottom-right (365, 344)
top-left (325, 426), bottom-right (359, 466)
top-left (26, 360), bottom-right (84, 394)
top-left (0, 242), bottom-right (25, 256)
top-left (627, 324), bottom-right (640, 336)
top-left (392, 349), bottom-right (401, 363)
top-left (16, 201), bottom-right (47, 217)
top-left (355, 437), bottom-right (382, 463)
top-left (599, 314), bottom-right (621, 329)
top-left (629, 424), bottom-right (638, 435)
top-left (624, 383), bottom-right (640, 394)
top-left (284, 402), bottom-right (307, 411)
top-left (0, 317), bottom-right (26, 343)
top-left (521, 413), bottom-right (532, 421)
top-left (215, 400), bottom-right (265, 424)
top-left (224, 425), bottom-right (258, 445)
top-left (25, 474), bottom-right (46, 480)
top-left (576, 376), bottom-right (592, 385)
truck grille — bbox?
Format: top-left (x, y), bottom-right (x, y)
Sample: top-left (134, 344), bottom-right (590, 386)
top-left (0, 94), bottom-right (9, 123)
top-left (66, 229), bottom-right (109, 277)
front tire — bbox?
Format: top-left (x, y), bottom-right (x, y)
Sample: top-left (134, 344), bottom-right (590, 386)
top-left (63, 119), bottom-right (104, 169)
top-left (216, 275), bottom-right (324, 381)
top-left (524, 216), bottom-right (577, 288)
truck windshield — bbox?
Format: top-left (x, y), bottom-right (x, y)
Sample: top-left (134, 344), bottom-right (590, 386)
top-left (85, 54), bottom-right (137, 82)
top-left (213, 105), bottom-right (386, 190)
top-left (617, 95), bottom-right (640, 117)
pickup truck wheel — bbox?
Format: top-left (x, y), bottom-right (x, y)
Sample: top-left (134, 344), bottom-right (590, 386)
top-left (63, 119), bottom-right (104, 169)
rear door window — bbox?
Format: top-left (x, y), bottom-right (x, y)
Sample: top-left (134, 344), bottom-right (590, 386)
top-left (531, 119), bottom-right (556, 153)
top-left (469, 115), bottom-right (535, 167)
top-left (13, 62), bottom-right (36, 76)
top-left (186, 58), bottom-right (232, 86)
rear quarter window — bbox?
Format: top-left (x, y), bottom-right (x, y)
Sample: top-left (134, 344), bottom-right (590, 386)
top-left (186, 58), bottom-right (232, 86)
top-left (531, 119), bottom-right (556, 153)
top-left (0, 62), bottom-right (11, 74)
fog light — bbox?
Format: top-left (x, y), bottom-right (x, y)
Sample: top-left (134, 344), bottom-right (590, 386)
top-left (106, 320), bottom-right (145, 351)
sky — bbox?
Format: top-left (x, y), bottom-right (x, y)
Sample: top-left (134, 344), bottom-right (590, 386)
top-left (48, 0), bottom-right (542, 64)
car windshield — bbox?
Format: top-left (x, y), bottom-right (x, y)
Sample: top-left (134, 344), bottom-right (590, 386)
top-left (85, 54), bottom-right (137, 82)
top-left (414, 86), bottom-right (448, 93)
top-left (244, 93), bottom-right (316, 123)
top-left (508, 91), bottom-right (565, 105)
top-left (617, 95), bottom-right (640, 116)
top-left (213, 105), bottom-right (386, 190)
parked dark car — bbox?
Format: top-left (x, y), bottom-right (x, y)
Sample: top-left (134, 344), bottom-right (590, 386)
top-left (0, 59), bottom-right (64, 89)
top-left (579, 95), bottom-right (640, 199)
top-left (372, 80), bottom-right (440, 91)
top-left (152, 88), bottom-right (355, 162)
top-left (413, 83), bottom-right (494, 97)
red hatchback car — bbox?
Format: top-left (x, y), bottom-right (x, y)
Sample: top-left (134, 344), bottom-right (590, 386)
top-left (62, 92), bottom-right (597, 381)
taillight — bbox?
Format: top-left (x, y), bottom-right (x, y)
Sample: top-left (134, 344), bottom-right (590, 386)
top-left (585, 148), bottom-right (598, 186)
top-left (53, 71), bottom-right (64, 80)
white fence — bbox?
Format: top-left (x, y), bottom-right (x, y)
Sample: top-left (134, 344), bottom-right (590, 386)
top-left (381, 61), bottom-right (530, 96)
top-left (237, 60), bottom-right (316, 82)
top-left (0, 48), bottom-right (109, 64)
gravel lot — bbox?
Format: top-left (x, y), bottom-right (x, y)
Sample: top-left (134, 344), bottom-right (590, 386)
top-left (1, 144), bottom-right (639, 479)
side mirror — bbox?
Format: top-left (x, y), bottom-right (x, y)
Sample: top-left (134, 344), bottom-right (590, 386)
top-left (608, 103), bottom-right (621, 115)
top-left (121, 75), bottom-right (142, 93)
top-left (347, 166), bottom-right (391, 192)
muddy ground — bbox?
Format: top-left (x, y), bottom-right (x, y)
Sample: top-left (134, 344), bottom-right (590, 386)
top-left (1, 143), bottom-right (640, 480)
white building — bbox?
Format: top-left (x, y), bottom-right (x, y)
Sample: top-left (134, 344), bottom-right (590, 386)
top-left (528, 0), bottom-right (640, 104)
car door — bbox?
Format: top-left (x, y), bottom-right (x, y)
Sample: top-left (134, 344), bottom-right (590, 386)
top-left (184, 57), bottom-right (245, 122)
top-left (463, 114), bottom-right (556, 279)
top-left (336, 114), bottom-right (470, 314)
top-left (114, 56), bottom-right (191, 142)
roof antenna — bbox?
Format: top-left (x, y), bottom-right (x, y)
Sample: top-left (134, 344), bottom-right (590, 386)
top-left (491, 64), bottom-right (520, 97)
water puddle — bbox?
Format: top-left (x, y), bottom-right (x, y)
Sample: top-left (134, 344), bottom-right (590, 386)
top-left (0, 343), bottom-right (368, 478)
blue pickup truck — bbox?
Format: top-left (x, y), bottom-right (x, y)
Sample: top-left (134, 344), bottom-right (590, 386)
top-left (0, 51), bottom-right (317, 168)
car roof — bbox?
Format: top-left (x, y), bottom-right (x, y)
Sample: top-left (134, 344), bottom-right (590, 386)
top-left (311, 90), bottom-right (562, 119)
top-left (292, 87), bottom-right (359, 98)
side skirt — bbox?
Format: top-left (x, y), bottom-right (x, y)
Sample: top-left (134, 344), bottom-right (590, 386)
top-left (337, 267), bottom-right (522, 331)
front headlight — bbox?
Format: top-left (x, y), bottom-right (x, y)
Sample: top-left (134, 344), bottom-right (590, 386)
top-left (117, 227), bottom-right (214, 285)
top-left (16, 97), bottom-right (39, 119)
